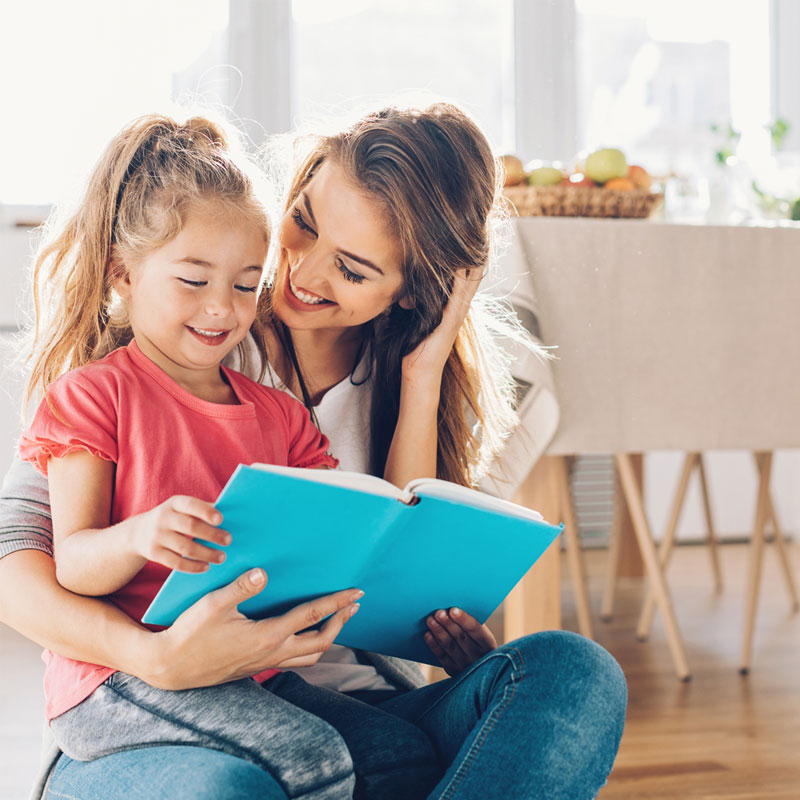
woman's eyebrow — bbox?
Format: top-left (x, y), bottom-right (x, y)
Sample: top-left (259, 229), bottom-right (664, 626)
top-left (303, 193), bottom-right (385, 276)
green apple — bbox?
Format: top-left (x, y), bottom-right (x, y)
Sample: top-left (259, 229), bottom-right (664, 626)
top-left (584, 148), bottom-right (628, 184)
top-left (527, 166), bottom-right (564, 186)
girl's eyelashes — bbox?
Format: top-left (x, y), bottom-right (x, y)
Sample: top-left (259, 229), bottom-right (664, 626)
top-left (178, 277), bottom-right (258, 293)
top-left (337, 261), bottom-right (365, 284)
top-left (291, 207), bottom-right (316, 236)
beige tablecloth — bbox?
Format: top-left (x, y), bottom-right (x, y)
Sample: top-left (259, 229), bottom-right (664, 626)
top-left (500, 217), bottom-right (800, 456)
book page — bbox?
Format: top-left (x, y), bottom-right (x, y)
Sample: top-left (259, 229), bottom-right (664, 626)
top-left (405, 478), bottom-right (544, 522)
top-left (250, 463), bottom-right (405, 501)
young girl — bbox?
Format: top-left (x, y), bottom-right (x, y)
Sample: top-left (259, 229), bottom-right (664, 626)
top-left (18, 113), bottom-right (440, 799)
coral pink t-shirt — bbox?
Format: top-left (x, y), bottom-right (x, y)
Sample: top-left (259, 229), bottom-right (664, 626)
top-left (19, 340), bottom-right (337, 720)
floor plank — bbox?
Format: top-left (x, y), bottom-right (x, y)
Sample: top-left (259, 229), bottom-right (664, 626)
top-left (574, 542), bottom-right (800, 800)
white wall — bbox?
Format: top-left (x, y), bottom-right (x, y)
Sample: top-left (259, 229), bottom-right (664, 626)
top-left (0, 228), bottom-right (37, 478)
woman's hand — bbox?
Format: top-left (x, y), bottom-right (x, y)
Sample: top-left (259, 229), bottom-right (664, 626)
top-left (401, 267), bottom-right (483, 383)
top-left (385, 268), bottom-right (483, 487)
top-left (424, 607), bottom-right (497, 677)
top-left (145, 568), bottom-right (362, 690)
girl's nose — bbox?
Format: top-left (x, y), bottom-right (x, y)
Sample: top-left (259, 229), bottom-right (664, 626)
top-left (205, 290), bottom-right (234, 317)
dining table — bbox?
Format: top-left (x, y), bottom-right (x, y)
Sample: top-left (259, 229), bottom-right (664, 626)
top-left (491, 215), bottom-right (800, 679)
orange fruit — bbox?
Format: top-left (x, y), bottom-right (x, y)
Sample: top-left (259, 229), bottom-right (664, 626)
top-left (604, 177), bottom-right (635, 191)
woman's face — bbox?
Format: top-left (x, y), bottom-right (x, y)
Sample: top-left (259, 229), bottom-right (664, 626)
top-left (272, 159), bottom-right (409, 332)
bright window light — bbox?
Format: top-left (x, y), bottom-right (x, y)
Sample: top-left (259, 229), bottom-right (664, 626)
top-left (1, 0), bottom-right (229, 205)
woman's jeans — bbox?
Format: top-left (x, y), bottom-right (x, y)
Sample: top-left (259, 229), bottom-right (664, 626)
top-left (46, 631), bottom-right (627, 800)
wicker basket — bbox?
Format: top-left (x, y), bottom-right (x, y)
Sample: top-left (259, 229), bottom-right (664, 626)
top-left (502, 184), bottom-right (663, 218)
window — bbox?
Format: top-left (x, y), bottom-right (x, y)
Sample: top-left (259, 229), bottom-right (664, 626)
top-left (573, 0), bottom-right (773, 174)
top-left (1, 0), bottom-right (230, 206)
top-left (290, 0), bottom-right (515, 154)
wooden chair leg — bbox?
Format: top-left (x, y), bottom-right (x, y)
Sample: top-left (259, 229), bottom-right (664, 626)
top-left (616, 453), bottom-right (691, 681)
top-left (600, 493), bottom-right (622, 622)
top-left (554, 457), bottom-right (594, 639)
top-left (636, 452), bottom-right (697, 640)
top-left (739, 451), bottom-right (773, 674)
top-left (697, 453), bottom-right (723, 592)
top-left (764, 489), bottom-right (800, 612)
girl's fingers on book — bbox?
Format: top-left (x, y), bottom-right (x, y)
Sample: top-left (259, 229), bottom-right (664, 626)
top-left (159, 530), bottom-right (226, 565)
top-left (150, 545), bottom-right (211, 574)
top-left (167, 495), bottom-right (224, 526)
top-left (165, 509), bottom-right (230, 546)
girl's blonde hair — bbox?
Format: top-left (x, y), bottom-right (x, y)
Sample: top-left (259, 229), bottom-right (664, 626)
top-left (258, 102), bottom-right (545, 487)
top-left (23, 112), bottom-right (271, 412)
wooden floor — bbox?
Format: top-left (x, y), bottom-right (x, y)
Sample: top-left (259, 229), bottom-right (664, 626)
top-left (2, 541), bottom-right (798, 799)
top-left (574, 542), bottom-right (800, 800)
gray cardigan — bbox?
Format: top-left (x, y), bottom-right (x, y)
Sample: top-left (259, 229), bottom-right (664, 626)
top-left (0, 458), bottom-right (425, 799)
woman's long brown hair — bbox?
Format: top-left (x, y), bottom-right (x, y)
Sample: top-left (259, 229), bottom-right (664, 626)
top-left (258, 103), bottom-right (542, 486)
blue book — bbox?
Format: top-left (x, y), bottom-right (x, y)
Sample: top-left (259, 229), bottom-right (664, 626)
top-left (142, 465), bottom-right (562, 664)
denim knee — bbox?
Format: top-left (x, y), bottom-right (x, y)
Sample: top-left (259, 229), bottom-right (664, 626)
top-left (179, 753), bottom-right (288, 800)
top-left (506, 630), bottom-right (628, 728)
top-left (47, 747), bottom-right (290, 800)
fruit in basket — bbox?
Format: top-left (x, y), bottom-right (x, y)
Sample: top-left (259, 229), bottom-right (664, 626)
top-left (627, 165), bottom-right (652, 191)
top-left (527, 166), bottom-right (564, 186)
top-left (604, 177), bottom-right (635, 191)
top-left (584, 148), bottom-right (628, 184)
top-left (562, 172), bottom-right (596, 188)
top-left (500, 155), bottom-right (526, 187)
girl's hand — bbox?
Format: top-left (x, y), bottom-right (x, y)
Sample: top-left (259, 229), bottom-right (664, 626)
top-left (146, 569), bottom-right (362, 690)
top-left (131, 495), bottom-right (231, 573)
top-left (402, 267), bottom-right (483, 383)
top-left (424, 607), bottom-right (497, 677)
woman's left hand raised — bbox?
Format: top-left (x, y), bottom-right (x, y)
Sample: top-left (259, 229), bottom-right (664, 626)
top-left (424, 606), bottom-right (497, 677)
top-left (402, 267), bottom-right (483, 382)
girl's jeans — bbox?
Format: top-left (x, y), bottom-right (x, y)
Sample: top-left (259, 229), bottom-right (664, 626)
top-left (46, 631), bottom-right (627, 800)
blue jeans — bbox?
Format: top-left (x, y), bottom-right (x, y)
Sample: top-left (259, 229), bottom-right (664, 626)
top-left (372, 631), bottom-right (627, 799)
top-left (47, 632), bottom-right (626, 800)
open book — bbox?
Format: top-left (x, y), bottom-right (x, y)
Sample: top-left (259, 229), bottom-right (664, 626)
top-left (143, 464), bottom-right (562, 664)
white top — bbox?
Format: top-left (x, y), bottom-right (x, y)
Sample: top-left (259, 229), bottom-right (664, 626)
top-left (227, 336), bottom-right (395, 691)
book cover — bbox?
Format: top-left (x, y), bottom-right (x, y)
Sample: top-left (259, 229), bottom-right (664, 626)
top-left (143, 465), bottom-right (562, 664)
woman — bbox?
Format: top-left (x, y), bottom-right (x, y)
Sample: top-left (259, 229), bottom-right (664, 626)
top-left (0, 102), bottom-right (626, 799)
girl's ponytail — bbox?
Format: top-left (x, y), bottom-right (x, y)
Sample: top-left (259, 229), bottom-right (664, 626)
top-left (23, 113), bottom-right (270, 413)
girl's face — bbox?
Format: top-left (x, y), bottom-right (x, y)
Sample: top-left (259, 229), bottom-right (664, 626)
top-left (272, 160), bottom-right (409, 332)
top-left (114, 203), bottom-right (267, 389)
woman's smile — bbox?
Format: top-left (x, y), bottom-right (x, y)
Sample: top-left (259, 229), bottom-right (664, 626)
top-left (287, 263), bottom-right (334, 307)
top-left (282, 265), bottom-right (335, 312)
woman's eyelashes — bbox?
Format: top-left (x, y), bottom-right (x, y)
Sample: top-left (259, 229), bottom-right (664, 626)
top-left (292, 206), bottom-right (366, 286)
top-left (292, 207), bottom-right (316, 236)
top-left (337, 261), bottom-right (365, 284)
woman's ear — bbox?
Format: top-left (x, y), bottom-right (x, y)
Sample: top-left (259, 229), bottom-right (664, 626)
top-left (397, 293), bottom-right (414, 310)
top-left (107, 247), bottom-right (131, 298)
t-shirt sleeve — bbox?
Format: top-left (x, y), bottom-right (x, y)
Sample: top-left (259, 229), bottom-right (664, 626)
top-left (278, 395), bottom-right (339, 470)
top-left (18, 372), bottom-right (118, 476)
